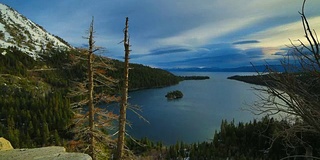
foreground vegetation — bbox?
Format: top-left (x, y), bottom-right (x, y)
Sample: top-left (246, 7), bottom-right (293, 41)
top-left (126, 117), bottom-right (320, 159)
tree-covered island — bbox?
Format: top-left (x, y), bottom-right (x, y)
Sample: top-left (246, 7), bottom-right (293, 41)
top-left (165, 90), bottom-right (183, 100)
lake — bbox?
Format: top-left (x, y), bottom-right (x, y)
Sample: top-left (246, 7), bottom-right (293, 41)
top-left (121, 72), bottom-right (263, 145)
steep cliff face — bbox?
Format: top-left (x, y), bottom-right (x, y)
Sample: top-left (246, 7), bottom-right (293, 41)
top-left (0, 3), bottom-right (71, 58)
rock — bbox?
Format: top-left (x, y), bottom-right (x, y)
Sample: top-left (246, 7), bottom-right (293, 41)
top-left (0, 146), bottom-right (92, 160)
top-left (0, 137), bottom-right (13, 151)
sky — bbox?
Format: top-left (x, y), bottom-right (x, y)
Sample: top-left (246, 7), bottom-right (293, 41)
top-left (1, 0), bottom-right (320, 69)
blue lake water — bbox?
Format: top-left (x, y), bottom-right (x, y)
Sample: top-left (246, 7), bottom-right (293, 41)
top-left (120, 72), bottom-right (262, 145)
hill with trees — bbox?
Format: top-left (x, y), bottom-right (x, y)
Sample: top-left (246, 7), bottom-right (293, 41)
top-left (109, 60), bottom-right (181, 91)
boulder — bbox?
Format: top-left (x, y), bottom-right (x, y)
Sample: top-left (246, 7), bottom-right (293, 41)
top-left (0, 146), bottom-right (92, 160)
top-left (0, 137), bottom-right (13, 151)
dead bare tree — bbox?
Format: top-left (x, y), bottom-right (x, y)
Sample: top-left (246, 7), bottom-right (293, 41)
top-left (68, 17), bottom-right (119, 160)
top-left (252, 0), bottom-right (320, 159)
top-left (116, 17), bottom-right (130, 160)
top-left (87, 17), bottom-right (95, 159)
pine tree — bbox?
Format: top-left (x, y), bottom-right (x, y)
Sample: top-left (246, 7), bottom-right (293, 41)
top-left (42, 122), bottom-right (49, 146)
top-left (53, 130), bottom-right (61, 146)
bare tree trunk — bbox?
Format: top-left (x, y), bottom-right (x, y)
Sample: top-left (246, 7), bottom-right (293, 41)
top-left (88, 18), bottom-right (95, 160)
top-left (116, 17), bottom-right (130, 160)
top-left (68, 17), bottom-right (119, 159)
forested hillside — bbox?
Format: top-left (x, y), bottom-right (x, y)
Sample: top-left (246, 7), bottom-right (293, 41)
top-left (0, 47), bottom-right (75, 147)
top-left (110, 60), bottom-right (181, 91)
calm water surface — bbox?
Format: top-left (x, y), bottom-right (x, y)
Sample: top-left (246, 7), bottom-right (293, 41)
top-left (123, 72), bottom-right (262, 144)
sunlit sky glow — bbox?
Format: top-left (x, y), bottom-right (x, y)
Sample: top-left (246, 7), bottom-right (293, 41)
top-left (2, 0), bottom-right (320, 68)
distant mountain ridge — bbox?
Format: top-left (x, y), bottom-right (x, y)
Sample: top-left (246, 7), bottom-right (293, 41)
top-left (166, 65), bottom-right (285, 72)
top-left (0, 3), bottom-right (71, 58)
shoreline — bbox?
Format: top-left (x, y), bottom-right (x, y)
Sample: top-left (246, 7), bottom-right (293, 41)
top-left (128, 75), bottom-right (210, 92)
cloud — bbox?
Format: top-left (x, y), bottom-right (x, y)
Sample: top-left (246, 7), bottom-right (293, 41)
top-left (156, 16), bottom-right (263, 47)
top-left (233, 40), bottom-right (260, 45)
top-left (130, 46), bottom-right (192, 59)
top-left (148, 47), bottom-right (192, 56)
top-left (239, 16), bottom-right (320, 60)
top-left (245, 16), bottom-right (320, 49)
top-left (140, 42), bottom-right (282, 68)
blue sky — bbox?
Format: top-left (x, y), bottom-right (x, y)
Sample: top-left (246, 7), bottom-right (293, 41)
top-left (2, 0), bottom-right (320, 68)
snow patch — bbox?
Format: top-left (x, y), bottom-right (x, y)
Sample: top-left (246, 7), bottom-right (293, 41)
top-left (0, 3), bottom-right (71, 58)
top-left (0, 23), bottom-right (4, 31)
top-left (1, 50), bottom-right (6, 55)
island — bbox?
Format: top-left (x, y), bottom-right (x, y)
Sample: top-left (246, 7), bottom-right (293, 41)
top-left (165, 90), bottom-right (183, 100)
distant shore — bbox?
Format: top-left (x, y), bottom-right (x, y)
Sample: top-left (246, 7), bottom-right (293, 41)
top-left (227, 75), bottom-right (267, 86)
top-left (179, 75), bottom-right (210, 80)
top-left (129, 75), bottom-right (210, 92)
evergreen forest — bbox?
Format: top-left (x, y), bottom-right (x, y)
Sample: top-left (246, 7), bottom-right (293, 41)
top-left (125, 117), bottom-right (320, 159)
